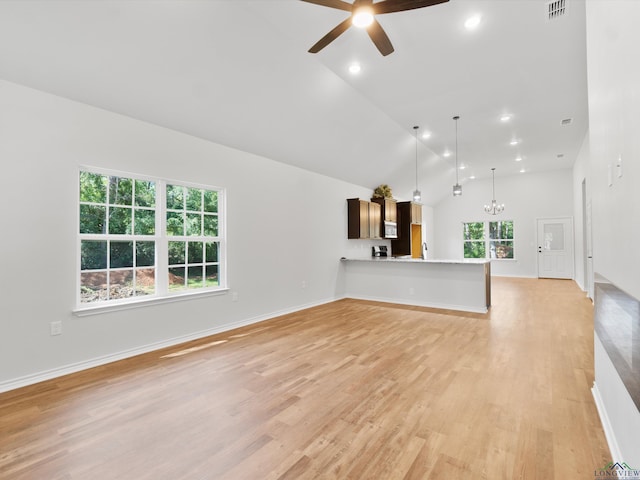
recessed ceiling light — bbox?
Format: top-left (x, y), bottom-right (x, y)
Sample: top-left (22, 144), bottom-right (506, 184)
top-left (421, 131), bottom-right (431, 140)
top-left (500, 114), bottom-right (512, 122)
top-left (510, 139), bottom-right (519, 146)
top-left (348, 63), bottom-right (361, 74)
top-left (515, 156), bottom-right (522, 162)
top-left (520, 168), bottom-right (526, 173)
top-left (469, 175), bottom-right (476, 180)
top-left (459, 165), bottom-right (466, 170)
top-left (443, 151), bottom-right (451, 158)
top-left (464, 15), bottom-right (482, 30)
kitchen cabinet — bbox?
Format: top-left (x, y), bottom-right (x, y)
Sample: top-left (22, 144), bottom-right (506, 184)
top-left (371, 197), bottom-right (397, 223)
top-left (411, 203), bottom-right (422, 224)
top-left (347, 198), bottom-right (381, 239)
top-left (391, 201), bottom-right (423, 257)
top-left (371, 197), bottom-right (397, 238)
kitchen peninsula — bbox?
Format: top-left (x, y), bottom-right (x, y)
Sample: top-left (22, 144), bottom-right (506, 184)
top-left (341, 257), bottom-right (491, 313)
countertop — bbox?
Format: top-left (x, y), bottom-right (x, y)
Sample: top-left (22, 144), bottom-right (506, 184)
top-left (341, 257), bottom-right (490, 265)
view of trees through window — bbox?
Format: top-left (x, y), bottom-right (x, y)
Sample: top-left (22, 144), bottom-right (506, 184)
top-left (79, 169), bottom-right (223, 306)
top-left (463, 220), bottom-right (514, 259)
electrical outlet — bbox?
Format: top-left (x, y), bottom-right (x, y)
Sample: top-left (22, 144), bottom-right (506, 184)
top-left (231, 291), bottom-right (238, 302)
top-left (409, 287), bottom-right (415, 295)
top-left (301, 280), bottom-right (307, 289)
top-left (50, 321), bottom-right (62, 336)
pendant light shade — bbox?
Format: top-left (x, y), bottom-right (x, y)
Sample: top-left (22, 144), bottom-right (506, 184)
top-left (484, 167), bottom-right (505, 215)
top-left (412, 125), bottom-right (421, 202)
top-left (452, 115), bottom-right (462, 197)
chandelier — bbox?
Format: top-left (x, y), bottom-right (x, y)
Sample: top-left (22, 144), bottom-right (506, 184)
top-left (484, 167), bottom-right (504, 215)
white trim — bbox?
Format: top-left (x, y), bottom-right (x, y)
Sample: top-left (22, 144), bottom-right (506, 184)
top-left (1, 296), bottom-right (340, 393)
top-left (592, 382), bottom-right (622, 462)
top-left (73, 287), bottom-right (229, 316)
top-left (344, 294), bottom-right (488, 314)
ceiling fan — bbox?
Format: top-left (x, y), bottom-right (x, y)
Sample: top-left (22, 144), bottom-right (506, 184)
top-left (301, 0), bottom-right (449, 56)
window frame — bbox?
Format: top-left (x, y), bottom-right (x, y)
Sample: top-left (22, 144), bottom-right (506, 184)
top-left (463, 220), bottom-right (515, 260)
top-left (75, 166), bottom-right (227, 315)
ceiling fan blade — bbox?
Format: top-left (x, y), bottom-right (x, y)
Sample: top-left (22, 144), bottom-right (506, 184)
top-left (373, 0), bottom-right (449, 15)
top-left (308, 17), bottom-right (353, 53)
top-left (366, 19), bottom-right (394, 56)
top-left (299, 0), bottom-right (353, 13)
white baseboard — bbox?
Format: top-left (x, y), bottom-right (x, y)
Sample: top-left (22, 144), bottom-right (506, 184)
top-left (592, 381), bottom-right (622, 462)
top-left (0, 296), bottom-right (339, 393)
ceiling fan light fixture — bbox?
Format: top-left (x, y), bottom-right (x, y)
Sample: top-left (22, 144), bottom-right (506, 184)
top-left (352, 8), bottom-right (374, 28)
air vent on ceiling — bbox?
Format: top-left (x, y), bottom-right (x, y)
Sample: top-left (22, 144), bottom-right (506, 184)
top-left (561, 118), bottom-right (573, 126)
top-left (547, 0), bottom-right (567, 20)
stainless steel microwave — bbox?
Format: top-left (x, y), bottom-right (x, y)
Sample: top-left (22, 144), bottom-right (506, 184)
top-left (384, 221), bottom-right (397, 239)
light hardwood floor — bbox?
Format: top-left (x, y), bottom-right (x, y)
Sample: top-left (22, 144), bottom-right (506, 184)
top-left (0, 277), bottom-right (611, 479)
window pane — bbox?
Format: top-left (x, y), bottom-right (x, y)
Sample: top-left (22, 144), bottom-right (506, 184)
top-left (80, 204), bottom-right (106, 234)
top-left (81, 240), bottom-right (107, 270)
top-left (463, 222), bottom-right (484, 241)
top-left (109, 207), bottom-right (132, 234)
top-left (544, 223), bottom-right (564, 250)
top-left (203, 214), bottom-right (218, 236)
top-left (135, 180), bottom-right (156, 207)
top-left (490, 220), bottom-right (514, 240)
top-left (80, 271), bottom-right (107, 303)
top-left (134, 208), bottom-right (155, 235)
top-left (168, 241), bottom-right (185, 265)
top-left (135, 268), bottom-right (155, 296)
top-left (188, 242), bottom-right (204, 264)
top-left (169, 267), bottom-right (186, 290)
top-left (186, 188), bottom-right (202, 211)
top-left (110, 241), bottom-right (134, 268)
top-left (166, 185), bottom-right (184, 210)
top-left (136, 241), bottom-right (155, 267)
top-left (109, 176), bottom-right (133, 206)
top-left (110, 269), bottom-right (134, 299)
top-left (205, 265), bottom-right (219, 287)
top-left (490, 241), bottom-right (514, 259)
top-left (205, 242), bottom-right (218, 262)
top-left (187, 266), bottom-right (203, 288)
top-left (166, 212), bottom-right (184, 236)
top-left (464, 241), bottom-right (486, 259)
top-left (80, 171), bottom-right (107, 203)
top-left (186, 213), bottom-right (201, 236)
top-left (203, 190), bottom-right (218, 213)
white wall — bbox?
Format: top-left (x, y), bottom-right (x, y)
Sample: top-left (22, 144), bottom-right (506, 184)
top-left (585, 0), bottom-right (640, 467)
top-left (433, 169), bottom-right (574, 277)
top-left (0, 80), bottom-right (383, 390)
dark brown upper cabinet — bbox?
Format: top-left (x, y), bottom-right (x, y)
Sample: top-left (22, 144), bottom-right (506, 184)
top-left (347, 198), bottom-right (381, 239)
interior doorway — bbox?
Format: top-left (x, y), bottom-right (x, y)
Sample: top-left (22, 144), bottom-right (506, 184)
top-left (582, 179), bottom-right (594, 298)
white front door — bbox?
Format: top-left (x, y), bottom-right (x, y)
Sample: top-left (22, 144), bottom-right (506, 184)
top-left (537, 217), bottom-right (574, 279)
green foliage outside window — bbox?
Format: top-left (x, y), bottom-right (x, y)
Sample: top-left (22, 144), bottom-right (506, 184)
top-left (463, 222), bottom-right (486, 259)
top-left (463, 220), bottom-right (515, 259)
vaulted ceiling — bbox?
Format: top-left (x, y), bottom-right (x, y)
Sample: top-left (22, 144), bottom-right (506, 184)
top-left (0, 0), bottom-right (587, 205)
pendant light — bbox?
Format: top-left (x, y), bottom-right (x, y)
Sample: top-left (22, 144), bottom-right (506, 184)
top-left (484, 167), bottom-right (505, 215)
top-left (412, 125), bottom-right (421, 202)
top-left (452, 115), bottom-right (462, 196)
